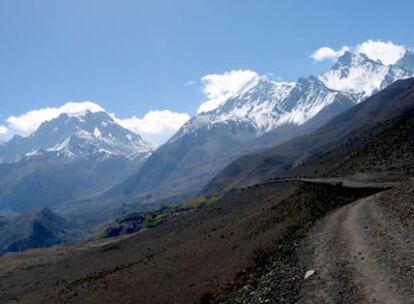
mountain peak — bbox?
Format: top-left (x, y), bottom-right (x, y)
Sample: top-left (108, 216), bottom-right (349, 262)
top-left (173, 50), bottom-right (413, 149)
top-left (336, 50), bottom-right (356, 65)
top-left (396, 50), bottom-right (414, 73)
top-left (319, 51), bottom-right (412, 98)
top-left (0, 110), bottom-right (154, 163)
top-left (335, 51), bottom-right (374, 67)
top-left (0, 207), bottom-right (72, 255)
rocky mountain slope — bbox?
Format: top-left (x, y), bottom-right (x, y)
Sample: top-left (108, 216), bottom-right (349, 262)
top-left (0, 208), bottom-right (78, 255)
top-left (0, 111), bottom-right (154, 212)
top-left (289, 102), bottom-right (414, 181)
top-left (205, 77), bottom-right (414, 193)
top-left (396, 50), bottom-right (414, 73)
top-left (209, 180), bottom-right (414, 304)
top-left (318, 51), bottom-right (410, 98)
top-left (107, 51), bottom-right (414, 204)
top-left (0, 110), bottom-right (153, 163)
top-left (1, 76), bottom-right (414, 303)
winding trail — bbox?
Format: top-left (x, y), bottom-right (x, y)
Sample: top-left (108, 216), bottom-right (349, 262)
top-left (1, 177), bottom-right (412, 304)
top-left (300, 192), bottom-right (414, 304)
top-left (270, 177), bottom-right (399, 189)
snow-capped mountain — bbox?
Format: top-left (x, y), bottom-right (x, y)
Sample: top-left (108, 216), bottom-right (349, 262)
top-left (0, 111), bottom-right (154, 163)
top-left (108, 50), bottom-right (414, 204)
top-left (111, 77), bottom-right (358, 202)
top-left (0, 110), bottom-right (154, 213)
top-left (396, 50), bottom-right (414, 74)
top-left (173, 51), bottom-right (413, 145)
top-left (170, 75), bottom-right (357, 143)
top-left (318, 51), bottom-right (412, 99)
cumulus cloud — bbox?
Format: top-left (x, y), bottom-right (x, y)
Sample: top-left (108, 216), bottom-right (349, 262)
top-left (6, 101), bottom-right (104, 135)
top-left (0, 125), bottom-right (9, 142)
top-left (0, 125), bottom-right (8, 135)
top-left (310, 46), bottom-right (350, 61)
top-left (115, 110), bottom-right (190, 145)
top-left (197, 69), bottom-right (261, 114)
top-left (355, 40), bottom-right (406, 65)
top-left (311, 40), bottom-right (406, 65)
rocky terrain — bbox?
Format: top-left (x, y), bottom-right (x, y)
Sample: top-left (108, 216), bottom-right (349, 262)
top-left (0, 208), bottom-right (81, 255)
top-left (206, 78), bottom-right (414, 193)
top-left (0, 110), bottom-right (153, 213)
top-left (93, 200), bottom-right (215, 240)
top-left (1, 51), bottom-right (414, 304)
top-left (0, 179), bottom-right (387, 304)
top-left (101, 51), bottom-right (414, 205)
top-left (210, 180), bottom-right (414, 304)
top-left (3, 3), bottom-right (414, 302)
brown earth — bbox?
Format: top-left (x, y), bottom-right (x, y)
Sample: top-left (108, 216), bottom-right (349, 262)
top-left (214, 180), bottom-right (414, 304)
top-left (0, 180), bottom-right (380, 304)
top-left (1, 182), bottom-right (295, 304)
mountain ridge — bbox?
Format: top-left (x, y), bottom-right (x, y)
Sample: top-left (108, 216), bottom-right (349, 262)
top-left (0, 110), bottom-right (154, 163)
top-left (204, 77), bottom-right (414, 193)
top-left (0, 208), bottom-right (78, 255)
top-left (101, 51), bottom-right (414, 204)
top-left (0, 111), bottom-right (154, 213)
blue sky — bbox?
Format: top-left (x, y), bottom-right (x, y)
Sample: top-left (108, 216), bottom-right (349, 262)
top-left (0, 0), bottom-right (413, 143)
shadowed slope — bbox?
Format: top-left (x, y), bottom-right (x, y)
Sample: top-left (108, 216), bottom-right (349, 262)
top-left (205, 78), bottom-right (414, 193)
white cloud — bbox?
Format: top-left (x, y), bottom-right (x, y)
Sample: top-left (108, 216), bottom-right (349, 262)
top-left (197, 69), bottom-right (261, 114)
top-left (115, 110), bottom-right (190, 145)
top-left (185, 80), bottom-right (196, 87)
top-left (6, 101), bottom-right (104, 135)
top-left (355, 40), bottom-right (406, 65)
top-left (311, 40), bottom-right (406, 65)
top-left (0, 125), bottom-right (8, 135)
top-left (310, 46), bottom-right (350, 61)
top-left (2, 102), bottom-right (189, 145)
top-left (0, 125), bottom-right (9, 143)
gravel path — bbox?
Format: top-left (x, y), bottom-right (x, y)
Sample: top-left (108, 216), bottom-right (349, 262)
top-left (207, 180), bottom-right (414, 304)
top-left (300, 192), bottom-right (414, 303)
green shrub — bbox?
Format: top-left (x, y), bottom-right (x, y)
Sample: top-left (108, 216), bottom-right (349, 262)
top-left (182, 193), bottom-right (221, 209)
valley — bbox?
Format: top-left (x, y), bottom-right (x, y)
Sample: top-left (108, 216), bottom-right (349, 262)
top-left (2, 74), bottom-right (413, 303)
top-left (0, 178), bottom-right (388, 304)
top-left (1, 12), bottom-right (414, 303)
top-left (213, 180), bottom-right (414, 304)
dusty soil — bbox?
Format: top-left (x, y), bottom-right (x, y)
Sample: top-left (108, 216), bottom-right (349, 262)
top-left (300, 193), bottom-right (414, 303)
top-left (0, 179), bottom-right (409, 304)
top-left (0, 182), bottom-right (298, 304)
top-left (217, 180), bottom-right (414, 304)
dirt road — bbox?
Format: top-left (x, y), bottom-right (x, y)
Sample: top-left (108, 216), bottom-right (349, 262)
top-left (300, 192), bottom-right (414, 303)
top-left (1, 179), bottom-right (412, 304)
top-left (221, 180), bottom-right (414, 304)
top-left (271, 177), bottom-right (399, 189)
